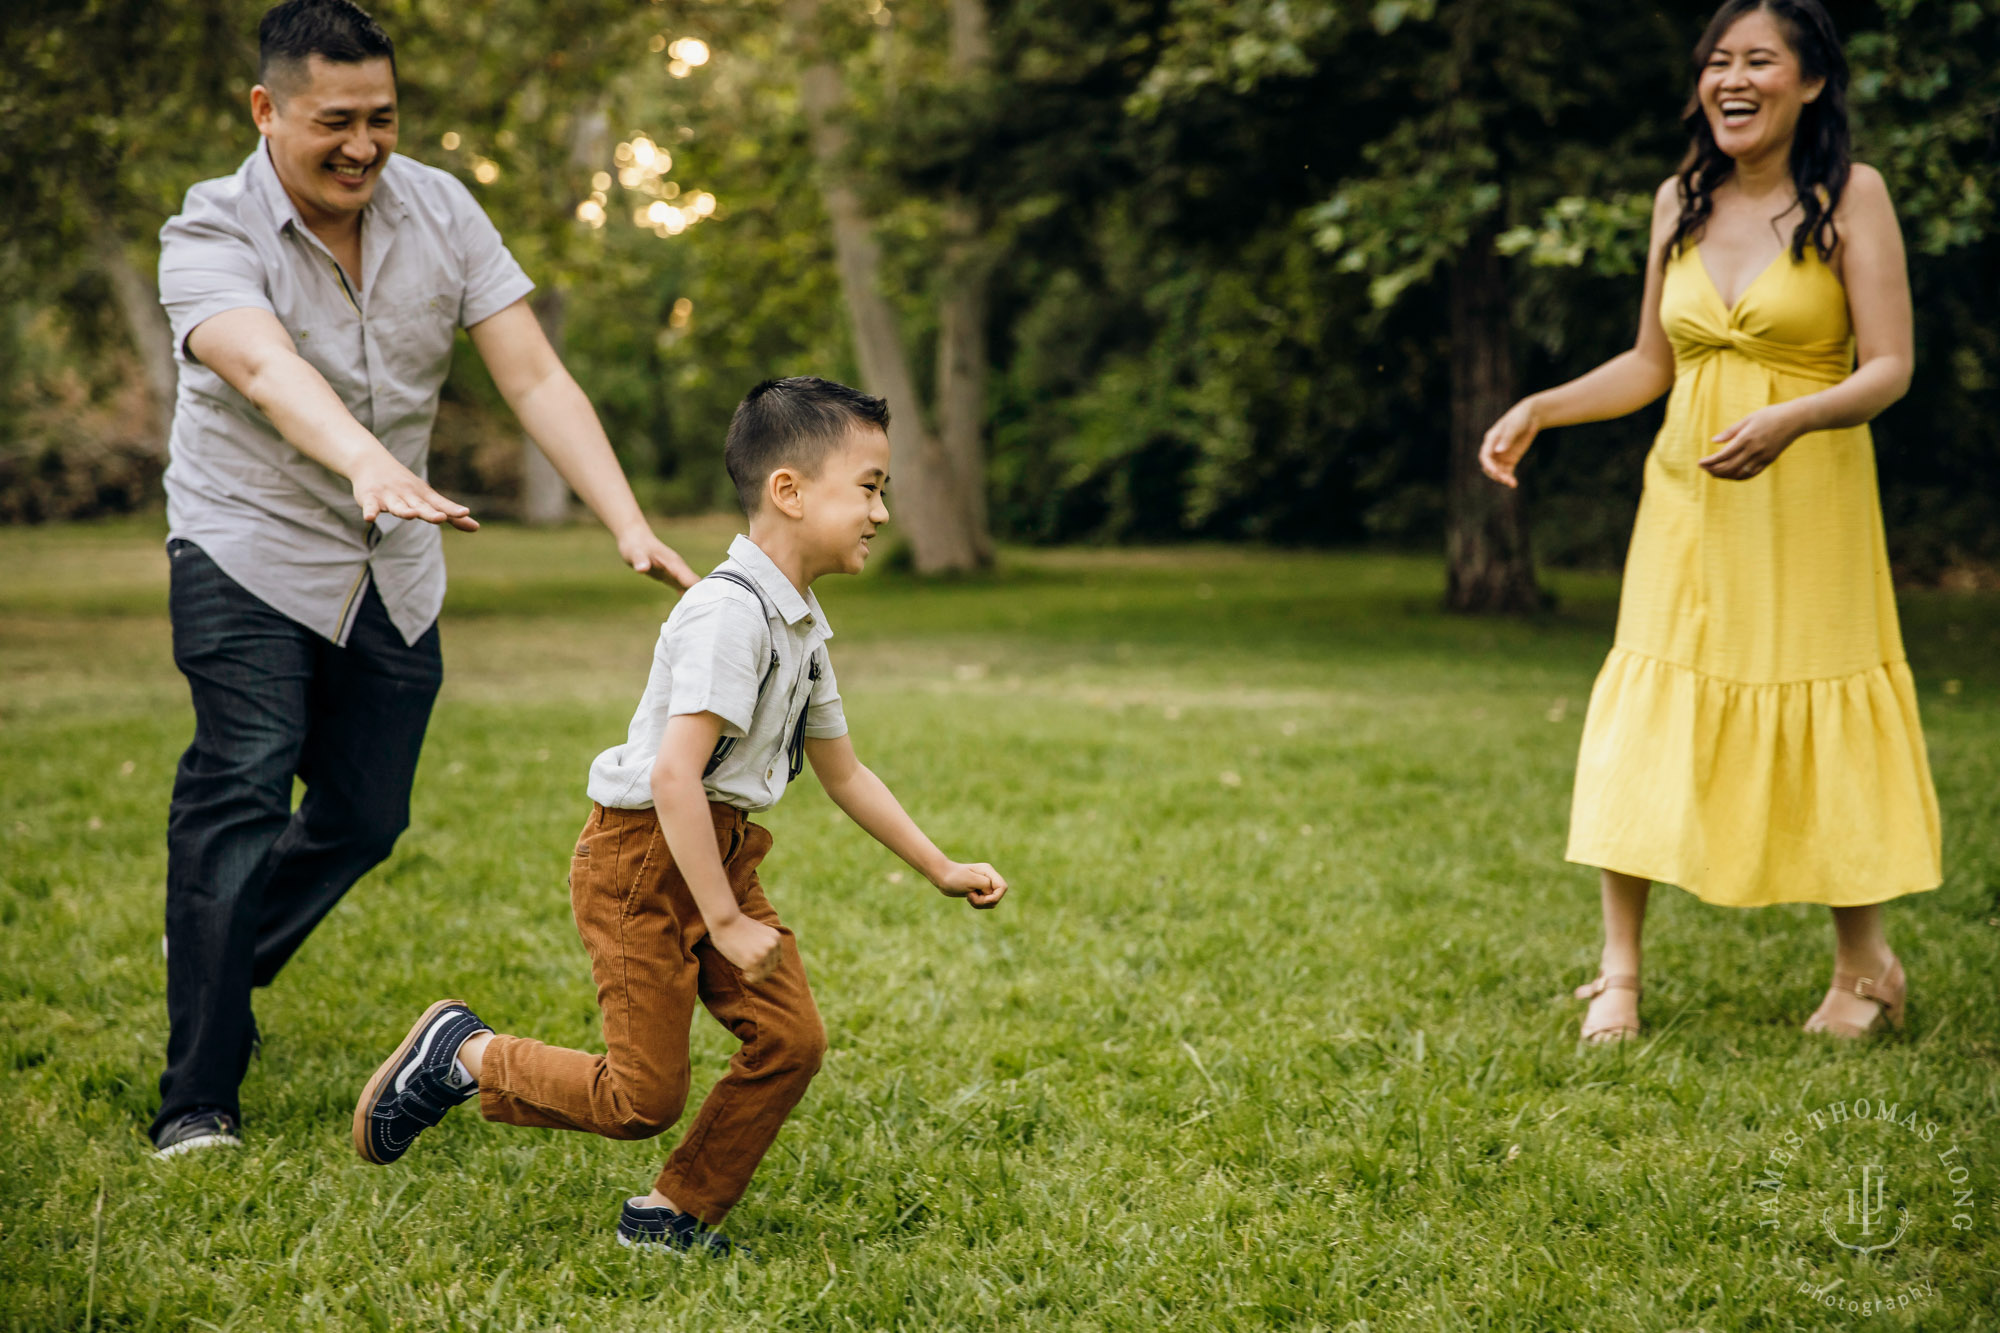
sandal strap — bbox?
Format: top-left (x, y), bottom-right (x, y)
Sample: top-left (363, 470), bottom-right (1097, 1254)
top-left (1829, 966), bottom-right (1899, 1005)
top-left (1575, 973), bottom-right (1641, 1000)
top-left (1830, 971), bottom-right (1881, 999)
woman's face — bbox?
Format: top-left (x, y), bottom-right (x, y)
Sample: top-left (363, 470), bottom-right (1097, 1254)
top-left (1698, 8), bottom-right (1824, 164)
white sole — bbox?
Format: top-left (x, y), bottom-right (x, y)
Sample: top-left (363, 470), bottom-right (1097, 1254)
top-left (156, 1132), bottom-right (241, 1158)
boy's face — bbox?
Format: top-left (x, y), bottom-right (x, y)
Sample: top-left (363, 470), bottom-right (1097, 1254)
top-left (793, 426), bottom-right (891, 575)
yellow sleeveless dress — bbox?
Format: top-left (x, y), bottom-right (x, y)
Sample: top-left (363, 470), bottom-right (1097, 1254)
top-left (1565, 242), bottom-right (1941, 907)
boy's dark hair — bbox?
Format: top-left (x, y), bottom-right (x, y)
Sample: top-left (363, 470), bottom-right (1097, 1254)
top-left (725, 377), bottom-right (891, 515)
top-left (259, 0), bottom-right (396, 96)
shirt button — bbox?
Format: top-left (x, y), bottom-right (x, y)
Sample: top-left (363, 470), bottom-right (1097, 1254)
top-left (766, 768), bottom-right (775, 779)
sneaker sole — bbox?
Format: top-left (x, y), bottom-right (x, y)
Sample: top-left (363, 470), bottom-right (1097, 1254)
top-left (352, 997), bottom-right (467, 1165)
top-left (617, 1232), bottom-right (730, 1258)
top-left (156, 1131), bottom-right (241, 1159)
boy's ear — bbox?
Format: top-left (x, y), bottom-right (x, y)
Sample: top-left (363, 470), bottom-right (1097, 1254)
top-left (765, 466), bottom-right (807, 520)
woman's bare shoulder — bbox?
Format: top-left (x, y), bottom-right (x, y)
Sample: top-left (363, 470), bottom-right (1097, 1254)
top-left (1838, 162), bottom-right (1891, 213)
top-left (1650, 175), bottom-right (1683, 233)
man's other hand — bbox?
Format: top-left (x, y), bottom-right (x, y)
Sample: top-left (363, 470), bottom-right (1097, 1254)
top-left (618, 527), bottom-right (698, 590)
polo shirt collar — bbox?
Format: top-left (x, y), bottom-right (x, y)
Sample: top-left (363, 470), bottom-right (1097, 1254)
top-left (726, 534), bottom-right (833, 637)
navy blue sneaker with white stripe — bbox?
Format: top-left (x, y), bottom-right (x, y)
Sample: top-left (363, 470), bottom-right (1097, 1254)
top-left (616, 1199), bottom-right (749, 1259)
top-left (352, 999), bottom-right (487, 1164)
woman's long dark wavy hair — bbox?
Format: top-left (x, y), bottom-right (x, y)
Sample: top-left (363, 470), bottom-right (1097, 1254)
top-left (1667, 0), bottom-right (1852, 263)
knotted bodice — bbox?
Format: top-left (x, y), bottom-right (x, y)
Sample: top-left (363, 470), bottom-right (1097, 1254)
top-left (1662, 243), bottom-right (1853, 385)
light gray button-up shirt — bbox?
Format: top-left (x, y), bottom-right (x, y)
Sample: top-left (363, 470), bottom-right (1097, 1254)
top-left (158, 145), bottom-right (535, 645)
top-left (588, 535), bottom-right (848, 813)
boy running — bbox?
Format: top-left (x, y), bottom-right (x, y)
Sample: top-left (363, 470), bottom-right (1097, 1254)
top-left (352, 377), bottom-right (1009, 1255)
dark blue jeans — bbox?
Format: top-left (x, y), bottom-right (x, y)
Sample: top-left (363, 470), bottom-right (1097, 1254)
top-left (154, 539), bottom-right (442, 1141)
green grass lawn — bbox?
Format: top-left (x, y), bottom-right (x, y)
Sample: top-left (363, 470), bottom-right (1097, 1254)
top-left (3, 518), bottom-right (1997, 1332)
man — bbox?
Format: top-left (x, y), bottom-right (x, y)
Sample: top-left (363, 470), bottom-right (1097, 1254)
top-left (150, 0), bottom-right (696, 1157)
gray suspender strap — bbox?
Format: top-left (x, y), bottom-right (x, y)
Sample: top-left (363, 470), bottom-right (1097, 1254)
top-left (703, 568), bottom-right (763, 603)
top-left (700, 569), bottom-right (779, 779)
top-left (696, 567), bottom-right (822, 783)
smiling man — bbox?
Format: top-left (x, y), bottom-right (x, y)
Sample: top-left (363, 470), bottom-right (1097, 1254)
top-left (148, 0), bottom-right (697, 1158)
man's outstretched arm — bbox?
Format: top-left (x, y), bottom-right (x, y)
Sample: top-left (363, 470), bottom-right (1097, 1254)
top-left (469, 299), bottom-right (697, 589)
top-left (187, 307), bottom-right (477, 529)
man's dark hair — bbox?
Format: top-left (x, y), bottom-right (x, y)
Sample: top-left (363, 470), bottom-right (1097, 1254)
top-left (724, 377), bottom-right (891, 515)
top-left (259, 0), bottom-right (396, 95)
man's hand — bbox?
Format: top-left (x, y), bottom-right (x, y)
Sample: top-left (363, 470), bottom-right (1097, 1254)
top-left (931, 861), bottom-right (1009, 910)
top-left (351, 451), bottom-right (479, 530)
top-left (710, 914), bottom-right (784, 983)
top-left (617, 526), bottom-right (698, 589)
top-left (185, 308), bottom-right (479, 531)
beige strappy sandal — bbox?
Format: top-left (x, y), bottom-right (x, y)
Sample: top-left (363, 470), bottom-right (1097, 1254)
top-left (1574, 973), bottom-right (1641, 1044)
top-left (1804, 955), bottom-right (1906, 1039)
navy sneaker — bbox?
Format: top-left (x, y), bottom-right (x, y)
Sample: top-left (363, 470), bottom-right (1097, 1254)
top-left (352, 999), bottom-right (487, 1164)
top-left (154, 1106), bottom-right (241, 1158)
top-left (616, 1199), bottom-right (749, 1259)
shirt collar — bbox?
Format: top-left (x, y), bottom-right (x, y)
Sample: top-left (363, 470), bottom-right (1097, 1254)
top-left (724, 534), bottom-right (833, 638)
top-left (247, 142), bottom-right (407, 238)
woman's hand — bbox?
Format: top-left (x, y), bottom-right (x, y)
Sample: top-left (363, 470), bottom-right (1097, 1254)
top-left (1699, 404), bottom-right (1805, 480)
top-left (1479, 398), bottom-right (1542, 489)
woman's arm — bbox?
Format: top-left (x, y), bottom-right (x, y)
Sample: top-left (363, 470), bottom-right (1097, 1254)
top-left (1698, 165), bottom-right (1913, 479)
top-left (1480, 178), bottom-right (1682, 489)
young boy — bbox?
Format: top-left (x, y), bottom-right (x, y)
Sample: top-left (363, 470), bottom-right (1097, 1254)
top-left (352, 377), bottom-right (1008, 1255)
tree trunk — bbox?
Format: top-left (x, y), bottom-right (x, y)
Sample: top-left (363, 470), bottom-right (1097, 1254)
top-left (1446, 227), bottom-right (1543, 613)
top-left (520, 286), bottom-right (572, 524)
top-left (933, 0), bottom-right (995, 563)
top-left (792, 0), bottom-right (985, 573)
top-left (95, 223), bottom-right (177, 456)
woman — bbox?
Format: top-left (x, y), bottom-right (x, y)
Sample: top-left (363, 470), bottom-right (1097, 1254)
top-left (1480, 0), bottom-right (1940, 1042)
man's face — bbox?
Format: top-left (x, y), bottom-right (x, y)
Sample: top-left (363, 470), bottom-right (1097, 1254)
top-left (251, 55), bottom-right (398, 225)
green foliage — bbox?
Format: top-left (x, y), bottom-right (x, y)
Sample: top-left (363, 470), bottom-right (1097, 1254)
top-left (1497, 193), bottom-right (1656, 277)
top-left (1849, 0), bottom-right (2000, 256)
top-left (2, 0), bottom-right (1998, 572)
top-left (5, 524), bottom-right (2000, 1328)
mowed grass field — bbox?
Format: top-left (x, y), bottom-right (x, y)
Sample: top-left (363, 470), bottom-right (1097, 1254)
top-left (2, 517), bottom-right (1997, 1332)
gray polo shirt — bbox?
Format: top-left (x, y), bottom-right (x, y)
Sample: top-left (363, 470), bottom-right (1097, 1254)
top-left (157, 145), bottom-right (535, 646)
top-left (588, 535), bottom-right (848, 813)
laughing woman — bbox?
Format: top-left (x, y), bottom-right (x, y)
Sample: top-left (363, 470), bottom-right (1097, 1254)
top-left (1480, 0), bottom-right (1939, 1042)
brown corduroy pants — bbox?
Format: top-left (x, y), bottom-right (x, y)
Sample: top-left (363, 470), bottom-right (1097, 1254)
top-left (478, 802), bottom-right (825, 1224)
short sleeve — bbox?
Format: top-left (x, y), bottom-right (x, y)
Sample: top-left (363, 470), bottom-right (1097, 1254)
top-left (804, 649), bottom-right (848, 739)
top-left (442, 175), bottom-right (535, 329)
top-left (661, 595), bottom-right (768, 738)
top-left (158, 207), bottom-right (274, 364)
